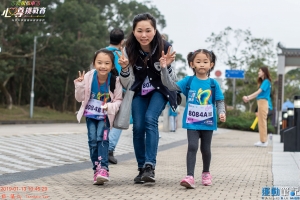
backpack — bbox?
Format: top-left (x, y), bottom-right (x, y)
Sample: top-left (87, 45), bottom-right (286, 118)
top-left (184, 76), bottom-right (216, 105)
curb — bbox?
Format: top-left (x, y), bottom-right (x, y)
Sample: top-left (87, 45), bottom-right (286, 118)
top-left (0, 120), bottom-right (77, 125)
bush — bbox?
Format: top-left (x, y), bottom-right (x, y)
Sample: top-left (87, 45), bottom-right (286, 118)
top-left (218, 109), bottom-right (275, 133)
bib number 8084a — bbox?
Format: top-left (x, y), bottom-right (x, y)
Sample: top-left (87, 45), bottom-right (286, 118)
top-left (188, 111), bottom-right (209, 118)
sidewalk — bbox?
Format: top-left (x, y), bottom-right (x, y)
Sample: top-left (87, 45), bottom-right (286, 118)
top-left (1, 126), bottom-right (298, 199)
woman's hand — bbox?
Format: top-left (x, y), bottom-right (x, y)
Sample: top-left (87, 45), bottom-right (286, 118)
top-left (219, 113), bottom-right (226, 122)
top-left (164, 46), bottom-right (176, 66)
top-left (242, 96), bottom-right (249, 103)
top-left (159, 46), bottom-right (176, 68)
top-left (159, 51), bottom-right (167, 68)
top-left (116, 48), bottom-right (129, 69)
top-left (75, 71), bottom-right (85, 82)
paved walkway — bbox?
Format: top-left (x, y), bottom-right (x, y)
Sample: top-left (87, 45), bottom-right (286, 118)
top-left (0, 124), bottom-right (186, 175)
top-left (0, 124), bottom-right (299, 199)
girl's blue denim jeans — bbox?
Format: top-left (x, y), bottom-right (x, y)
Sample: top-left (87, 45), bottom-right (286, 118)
top-left (86, 117), bottom-right (110, 171)
top-left (132, 91), bottom-right (167, 169)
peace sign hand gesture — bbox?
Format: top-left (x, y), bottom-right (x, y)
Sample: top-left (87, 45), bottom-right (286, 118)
top-left (164, 46), bottom-right (176, 66)
top-left (159, 46), bottom-right (176, 68)
top-left (75, 71), bottom-right (85, 82)
top-left (159, 52), bottom-right (167, 68)
top-left (116, 48), bottom-right (129, 69)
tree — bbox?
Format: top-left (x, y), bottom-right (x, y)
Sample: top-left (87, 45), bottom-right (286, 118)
top-left (284, 68), bottom-right (300, 101)
top-left (0, 0), bottom-right (168, 112)
top-left (205, 27), bottom-right (277, 110)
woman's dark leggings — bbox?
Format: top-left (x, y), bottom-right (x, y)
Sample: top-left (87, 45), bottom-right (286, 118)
top-left (186, 129), bottom-right (213, 177)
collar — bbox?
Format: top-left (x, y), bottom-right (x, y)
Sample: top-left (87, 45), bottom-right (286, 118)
top-left (138, 44), bottom-right (158, 56)
top-left (106, 46), bottom-right (120, 51)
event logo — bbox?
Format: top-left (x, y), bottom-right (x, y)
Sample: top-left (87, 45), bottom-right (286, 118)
top-left (1, 1), bottom-right (46, 22)
top-left (262, 187), bottom-right (300, 199)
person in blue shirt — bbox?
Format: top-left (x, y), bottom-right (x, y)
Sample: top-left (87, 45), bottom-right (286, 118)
top-left (168, 102), bottom-right (179, 132)
top-left (105, 28), bottom-right (125, 164)
top-left (160, 49), bottom-right (226, 189)
top-left (243, 66), bottom-right (272, 147)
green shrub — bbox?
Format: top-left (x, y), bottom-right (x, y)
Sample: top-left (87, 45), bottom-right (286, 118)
top-left (218, 109), bottom-right (275, 133)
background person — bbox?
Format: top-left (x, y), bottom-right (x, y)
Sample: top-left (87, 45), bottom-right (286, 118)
top-left (168, 103), bottom-right (179, 132)
top-left (105, 28), bottom-right (125, 164)
top-left (243, 66), bottom-right (272, 147)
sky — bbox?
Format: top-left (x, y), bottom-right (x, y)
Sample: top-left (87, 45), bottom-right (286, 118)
top-left (138, 0), bottom-right (300, 77)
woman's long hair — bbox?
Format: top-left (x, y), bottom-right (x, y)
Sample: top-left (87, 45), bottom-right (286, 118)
top-left (125, 13), bottom-right (164, 66)
top-left (257, 66), bottom-right (271, 87)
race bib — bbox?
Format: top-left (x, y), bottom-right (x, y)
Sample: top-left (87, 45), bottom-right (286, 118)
top-left (141, 76), bottom-right (155, 95)
top-left (84, 99), bottom-right (107, 117)
top-left (186, 103), bottom-right (214, 126)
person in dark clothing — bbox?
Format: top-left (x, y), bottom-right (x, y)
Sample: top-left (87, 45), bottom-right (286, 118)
top-left (117, 13), bottom-right (177, 184)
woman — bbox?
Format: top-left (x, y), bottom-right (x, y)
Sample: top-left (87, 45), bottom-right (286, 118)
top-left (243, 66), bottom-right (272, 147)
top-left (117, 13), bottom-right (177, 183)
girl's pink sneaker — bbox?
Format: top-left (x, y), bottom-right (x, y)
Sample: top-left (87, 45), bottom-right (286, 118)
top-left (93, 166), bottom-right (109, 185)
top-left (202, 172), bottom-right (212, 186)
top-left (93, 170), bottom-right (103, 185)
top-left (97, 168), bottom-right (109, 183)
top-left (180, 176), bottom-right (195, 189)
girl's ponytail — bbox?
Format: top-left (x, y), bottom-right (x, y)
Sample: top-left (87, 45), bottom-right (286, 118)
top-left (187, 52), bottom-right (194, 67)
top-left (210, 51), bottom-right (217, 66)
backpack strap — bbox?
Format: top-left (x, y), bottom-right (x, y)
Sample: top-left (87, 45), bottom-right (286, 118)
top-left (210, 78), bottom-right (215, 105)
top-left (111, 49), bottom-right (121, 53)
top-left (110, 74), bottom-right (116, 93)
top-left (185, 76), bottom-right (216, 105)
top-left (185, 76), bottom-right (195, 101)
top-left (107, 48), bottom-right (121, 76)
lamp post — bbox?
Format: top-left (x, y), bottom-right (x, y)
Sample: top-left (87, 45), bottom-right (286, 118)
top-left (29, 33), bottom-right (51, 118)
top-left (29, 36), bottom-right (38, 118)
top-left (287, 107), bottom-right (294, 127)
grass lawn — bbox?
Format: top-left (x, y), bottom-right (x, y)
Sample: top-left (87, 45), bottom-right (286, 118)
top-left (0, 105), bottom-right (77, 123)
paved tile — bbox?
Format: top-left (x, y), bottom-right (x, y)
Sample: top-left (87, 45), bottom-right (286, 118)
top-left (0, 130), bottom-right (273, 199)
top-left (0, 125), bottom-right (186, 175)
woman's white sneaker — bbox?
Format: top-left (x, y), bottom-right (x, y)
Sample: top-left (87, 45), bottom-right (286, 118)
top-left (254, 141), bottom-right (268, 147)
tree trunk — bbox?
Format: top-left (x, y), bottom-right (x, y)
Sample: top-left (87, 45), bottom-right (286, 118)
top-left (18, 76), bottom-right (23, 105)
top-left (62, 73), bottom-right (69, 112)
top-left (0, 83), bottom-right (13, 109)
